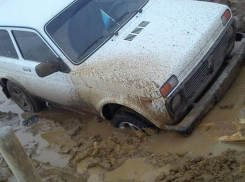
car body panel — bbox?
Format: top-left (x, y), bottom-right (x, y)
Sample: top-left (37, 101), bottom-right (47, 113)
top-left (0, 0), bottom-right (235, 128)
top-left (70, 0), bottom-right (230, 98)
top-left (0, 28), bottom-right (29, 90)
top-left (0, 27), bottom-right (81, 106)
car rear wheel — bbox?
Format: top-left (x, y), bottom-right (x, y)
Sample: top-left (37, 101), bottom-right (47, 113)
top-left (7, 81), bottom-right (45, 112)
top-left (112, 108), bottom-right (158, 135)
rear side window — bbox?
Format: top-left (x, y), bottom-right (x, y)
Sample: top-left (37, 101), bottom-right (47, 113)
top-left (12, 30), bottom-right (57, 62)
top-left (0, 30), bottom-right (18, 59)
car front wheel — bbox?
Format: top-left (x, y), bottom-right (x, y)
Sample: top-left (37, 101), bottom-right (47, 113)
top-left (112, 108), bottom-right (158, 135)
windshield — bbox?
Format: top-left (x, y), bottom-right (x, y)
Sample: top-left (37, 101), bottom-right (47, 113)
top-left (46, 0), bottom-right (148, 64)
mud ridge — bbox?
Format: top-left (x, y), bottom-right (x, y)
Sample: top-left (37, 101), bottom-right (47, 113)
top-left (154, 149), bottom-right (245, 182)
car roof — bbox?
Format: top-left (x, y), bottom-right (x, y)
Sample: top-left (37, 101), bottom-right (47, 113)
top-left (0, 0), bottom-right (74, 29)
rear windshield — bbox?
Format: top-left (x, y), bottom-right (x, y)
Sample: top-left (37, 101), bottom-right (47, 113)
top-left (46, 0), bottom-right (148, 64)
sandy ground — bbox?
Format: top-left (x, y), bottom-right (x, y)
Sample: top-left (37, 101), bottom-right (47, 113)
top-left (0, 1), bottom-right (245, 182)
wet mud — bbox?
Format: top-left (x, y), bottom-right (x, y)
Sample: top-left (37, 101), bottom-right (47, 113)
top-left (154, 149), bottom-right (245, 182)
top-left (1, 61), bottom-right (245, 182)
top-left (1, 1), bottom-right (245, 180)
top-left (0, 154), bottom-right (12, 182)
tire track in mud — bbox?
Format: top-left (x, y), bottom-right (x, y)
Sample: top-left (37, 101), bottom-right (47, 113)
top-left (1, 1), bottom-right (245, 179)
top-left (1, 105), bottom-right (245, 182)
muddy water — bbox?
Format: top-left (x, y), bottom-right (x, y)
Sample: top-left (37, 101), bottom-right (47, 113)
top-left (8, 176), bottom-right (18, 182)
top-left (105, 158), bottom-right (171, 182)
top-left (1, 61), bottom-right (245, 181)
top-left (105, 158), bottom-right (151, 181)
top-left (144, 65), bottom-right (245, 157)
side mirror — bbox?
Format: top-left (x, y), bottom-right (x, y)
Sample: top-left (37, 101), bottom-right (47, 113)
top-left (35, 61), bottom-right (61, 77)
top-left (35, 59), bottom-right (71, 77)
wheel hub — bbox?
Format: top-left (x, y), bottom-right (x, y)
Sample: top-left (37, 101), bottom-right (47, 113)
top-left (12, 87), bottom-right (32, 112)
top-left (119, 122), bottom-right (140, 131)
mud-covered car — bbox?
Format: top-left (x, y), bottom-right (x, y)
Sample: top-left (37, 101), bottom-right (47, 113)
top-left (0, 0), bottom-right (244, 135)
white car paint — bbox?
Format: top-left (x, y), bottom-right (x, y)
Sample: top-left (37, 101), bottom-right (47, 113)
top-left (71, 0), bottom-right (230, 97)
top-left (0, 0), bottom-right (233, 128)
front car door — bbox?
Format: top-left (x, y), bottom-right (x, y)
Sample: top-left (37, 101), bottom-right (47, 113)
top-left (8, 28), bottom-right (81, 107)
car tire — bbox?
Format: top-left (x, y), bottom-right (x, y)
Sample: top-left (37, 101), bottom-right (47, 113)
top-left (7, 81), bottom-right (45, 112)
top-left (112, 108), bottom-right (158, 135)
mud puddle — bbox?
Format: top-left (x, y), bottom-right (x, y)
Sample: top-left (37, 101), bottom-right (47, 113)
top-left (1, 1), bottom-right (245, 181)
top-left (1, 57), bottom-right (245, 181)
top-left (104, 158), bottom-right (171, 182)
top-left (144, 64), bottom-right (245, 156)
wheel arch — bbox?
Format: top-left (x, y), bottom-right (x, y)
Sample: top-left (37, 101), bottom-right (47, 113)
top-left (101, 103), bottom-right (143, 120)
top-left (0, 78), bottom-right (11, 98)
top-left (1, 77), bottom-right (24, 87)
top-left (97, 93), bottom-right (174, 129)
top-left (102, 103), bottom-right (122, 120)
top-left (98, 95), bottom-right (163, 129)
top-left (0, 78), bottom-right (9, 87)
top-left (0, 78), bottom-right (27, 98)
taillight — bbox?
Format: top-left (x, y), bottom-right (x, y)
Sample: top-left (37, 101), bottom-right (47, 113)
top-left (221, 9), bottom-right (231, 26)
top-left (160, 76), bottom-right (178, 98)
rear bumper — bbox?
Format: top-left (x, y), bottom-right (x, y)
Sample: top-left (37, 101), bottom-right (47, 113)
top-left (164, 42), bottom-right (245, 136)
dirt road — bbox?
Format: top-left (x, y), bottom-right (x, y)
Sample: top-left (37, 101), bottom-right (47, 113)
top-left (0, 61), bottom-right (245, 182)
top-left (1, 1), bottom-right (245, 181)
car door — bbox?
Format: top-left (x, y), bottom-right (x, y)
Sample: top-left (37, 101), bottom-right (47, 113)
top-left (10, 28), bottom-right (81, 107)
top-left (0, 28), bottom-right (29, 89)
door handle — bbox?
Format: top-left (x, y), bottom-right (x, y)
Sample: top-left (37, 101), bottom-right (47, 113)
top-left (22, 67), bottom-right (31, 72)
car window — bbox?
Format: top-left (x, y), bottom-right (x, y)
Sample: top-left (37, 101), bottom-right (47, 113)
top-left (0, 29), bottom-right (18, 59)
top-left (46, 0), bottom-right (148, 64)
top-left (12, 30), bottom-right (57, 62)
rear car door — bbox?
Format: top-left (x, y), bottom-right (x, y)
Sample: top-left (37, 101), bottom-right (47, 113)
top-left (10, 28), bottom-right (81, 106)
